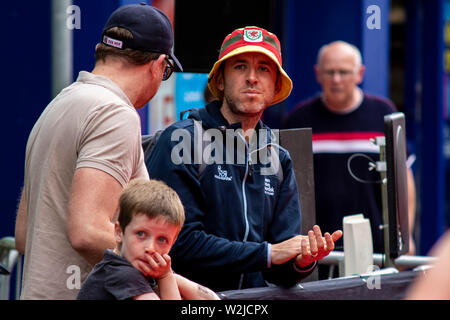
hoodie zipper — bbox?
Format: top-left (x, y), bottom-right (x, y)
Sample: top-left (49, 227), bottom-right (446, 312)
top-left (238, 133), bottom-right (251, 243)
top-left (237, 132), bottom-right (250, 290)
top-left (225, 129), bottom-right (274, 289)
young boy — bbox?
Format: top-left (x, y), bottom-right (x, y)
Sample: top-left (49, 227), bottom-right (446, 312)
top-left (77, 179), bottom-right (220, 300)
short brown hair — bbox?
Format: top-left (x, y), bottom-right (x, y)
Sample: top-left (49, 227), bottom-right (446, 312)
top-left (118, 179), bottom-right (185, 231)
top-left (95, 27), bottom-right (162, 65)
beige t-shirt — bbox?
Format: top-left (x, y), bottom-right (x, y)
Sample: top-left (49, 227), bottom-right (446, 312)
top-left (21, 71), bottom-right (149, 300)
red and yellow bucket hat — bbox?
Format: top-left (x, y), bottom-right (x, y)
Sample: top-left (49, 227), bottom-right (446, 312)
top-left (207, 26), bottom-right (293, 106)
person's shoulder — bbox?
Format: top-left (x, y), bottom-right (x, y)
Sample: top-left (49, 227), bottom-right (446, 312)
top-left (282, 95), bottom-right (321, 128)
top-left (146, 118), bottom-right (197, 161)
top-left (363, 93), bottom-right (397, 113)
top-left (158, 114), bottom-right (199, 133)
top-left (103, 250), bottom-right (140, 277)
top-left (80, 250), bottom-right (115, 283)
top-left (58, 81), bottom-right (138, 122)
top-left (277, 144), bottom-right (292, 164)
top-left (71, 79), bottom-right (127, 105)
top-left (156, 118), bottom-right (196, 143)
top-left (289, 95), bottom-right (322, 115)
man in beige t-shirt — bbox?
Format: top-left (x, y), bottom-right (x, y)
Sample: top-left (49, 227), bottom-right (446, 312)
top-left (14, 4), bottom-right (182, 300)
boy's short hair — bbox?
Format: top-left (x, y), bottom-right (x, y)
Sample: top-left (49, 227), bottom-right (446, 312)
top-left (118, 179), bottom-right (185, 231)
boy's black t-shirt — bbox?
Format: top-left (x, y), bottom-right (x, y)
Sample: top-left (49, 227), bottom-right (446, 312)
top-left (77, 249), bottom-right (156, 300)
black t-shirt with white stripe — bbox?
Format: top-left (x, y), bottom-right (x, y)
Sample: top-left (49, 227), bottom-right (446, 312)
top-left (283, 94), bottom-right (396, 253)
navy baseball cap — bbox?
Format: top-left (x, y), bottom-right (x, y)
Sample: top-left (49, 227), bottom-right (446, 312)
top-left (101, 3), bottom-right (182, 71)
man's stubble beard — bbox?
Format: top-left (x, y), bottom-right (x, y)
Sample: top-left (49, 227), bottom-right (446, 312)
top-left (223, 93), bottom-right (265, 118)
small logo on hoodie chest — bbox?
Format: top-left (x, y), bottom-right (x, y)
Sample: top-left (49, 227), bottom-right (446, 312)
top-left (214, 165), bottom-right (232, 181)
top-left (264, 178), bottom-right (274, 196)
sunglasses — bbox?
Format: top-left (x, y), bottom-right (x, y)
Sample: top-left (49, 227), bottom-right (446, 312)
top-left (162, 57), bottom-right (175, 81)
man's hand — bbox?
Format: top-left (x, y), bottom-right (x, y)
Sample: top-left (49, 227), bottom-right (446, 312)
top-left (271, 235), bottom-right (305, 265)
top-left (295, 225), bottom-right (342, 268)
top-left (271, 225), bottom-right (342, 267)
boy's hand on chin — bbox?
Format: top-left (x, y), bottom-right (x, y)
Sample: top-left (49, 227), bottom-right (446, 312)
top-left (138, 252), bottom-right (173, 279)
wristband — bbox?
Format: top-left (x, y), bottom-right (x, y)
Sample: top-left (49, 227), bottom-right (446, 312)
top-left (293, 261), bottom-right (317, 273)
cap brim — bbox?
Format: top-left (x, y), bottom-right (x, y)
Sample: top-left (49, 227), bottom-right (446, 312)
top-left (208, 45), bottom-right (292, 106)
top-left (169, 52), bottom-right (183, 72)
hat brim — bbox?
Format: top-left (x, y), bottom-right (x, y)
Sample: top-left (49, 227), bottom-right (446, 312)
top-left (207, 45), bottom-right (292, 106)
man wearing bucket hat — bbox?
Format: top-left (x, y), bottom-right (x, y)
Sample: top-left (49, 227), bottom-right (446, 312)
top-left (15, 3), bottom-right (182, 300)
top-left (146, 26), bottom-right (342, 291)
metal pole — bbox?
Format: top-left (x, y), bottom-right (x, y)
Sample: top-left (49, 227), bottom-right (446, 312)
top-left (52, 0), bottom-right (73, 98)
top-left (320, 251), bottom-right (436, 270)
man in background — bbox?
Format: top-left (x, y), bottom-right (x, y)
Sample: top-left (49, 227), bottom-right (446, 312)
top-left (283, 41), bottom-right (416, 278)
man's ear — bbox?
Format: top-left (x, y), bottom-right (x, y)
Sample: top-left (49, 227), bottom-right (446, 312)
top-left (172, 226), bottom-right (182, 246)
top-left (114, 221), bottom-right (123, 245)
top-left (148, 54), bottom-right (166, 78)
top-left (215, 68), bottom-right (225, 92)
top-left (274, 73), bottom-right (282, 95)
top-left (356, 65), bottom-right (365, 85)
top-left (314, 65), bottom-right (322, 84)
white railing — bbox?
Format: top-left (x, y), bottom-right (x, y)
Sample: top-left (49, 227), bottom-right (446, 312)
top-left (0, 237), bottom-right (22, 300)
top-left (320, 251), bottom-right (435, 270)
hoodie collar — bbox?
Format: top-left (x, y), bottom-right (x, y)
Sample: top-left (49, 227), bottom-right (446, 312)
top-left (188, 101), bottom-right (274, 148)
top-left (191, 100), bottom-right (265, 131)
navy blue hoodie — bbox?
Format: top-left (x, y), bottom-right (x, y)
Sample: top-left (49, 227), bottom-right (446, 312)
top-left (146, 101), bottom-right (314, 292)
